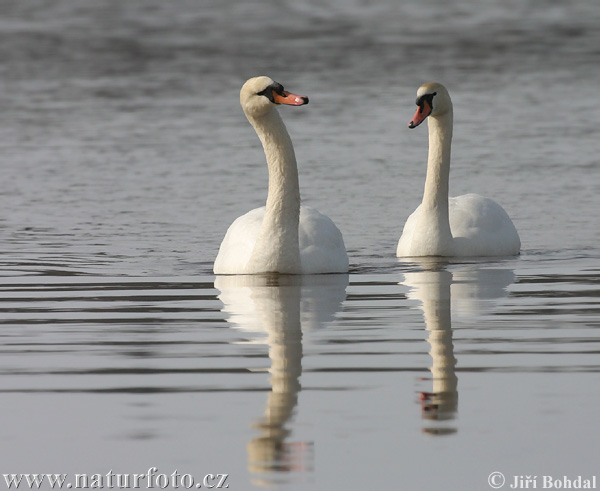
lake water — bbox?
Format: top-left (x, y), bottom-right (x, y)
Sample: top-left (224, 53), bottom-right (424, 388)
top-left (1, 1), bottom-right (599, 490)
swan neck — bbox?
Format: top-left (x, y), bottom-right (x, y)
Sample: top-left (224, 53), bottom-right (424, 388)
top-left (251, 110), bottom-right (301, 214)
top-left (246, 109), bottom-right (302, 273)
top-left (422, 110), bottom-right (453, 213)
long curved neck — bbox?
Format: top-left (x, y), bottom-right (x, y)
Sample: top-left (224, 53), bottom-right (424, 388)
top-left (416, 109), bottom-right (454, 253)
top-left (423, 110), bottom-right (452, 215)
top-left (247, 109), bottom-right (302, 273)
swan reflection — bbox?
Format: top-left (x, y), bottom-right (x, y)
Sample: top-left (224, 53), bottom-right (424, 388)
top-left (401, 260), bottom-right (514, 435)
top-left (214, 274), bottom-right (348, 484)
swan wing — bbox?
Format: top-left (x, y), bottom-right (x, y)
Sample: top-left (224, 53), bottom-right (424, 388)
top-left (213, 207), bottom-right (265, 274)
top-left (396, 206), bottom-right (422, 257)
top-left (299, 206), bottom-right (349, 274)
top-left (449, 194), bottom-right (520, 256)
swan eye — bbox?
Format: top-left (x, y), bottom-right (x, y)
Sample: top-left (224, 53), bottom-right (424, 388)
top-left (416, 92), bottom-right (436, 112)
top-left (272, 83), bottom-right (285, 96)
top-left (257, 83), bottom-right (285, 103)
top-left (257, 86), bottom-right (275, 103)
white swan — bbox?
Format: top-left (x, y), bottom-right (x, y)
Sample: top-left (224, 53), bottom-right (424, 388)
top-left (214, 76), bottom-right (349, 275)
top-left (397, 83), bottom-right (521, 258)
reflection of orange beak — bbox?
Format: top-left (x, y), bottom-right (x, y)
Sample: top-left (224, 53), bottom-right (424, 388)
top-left (408, 99), bottom-right (432, 128)
top-left (273, 90), bottom-right (309, 106)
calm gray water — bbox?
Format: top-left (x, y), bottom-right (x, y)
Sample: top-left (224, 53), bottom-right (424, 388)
top-left (1, 1), bottom-right (599, 490)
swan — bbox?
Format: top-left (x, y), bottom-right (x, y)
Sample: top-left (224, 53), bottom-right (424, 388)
top-left (397, 82), bottom-right (521, 257)
top-left (214, 76), bottom-right (349, 275)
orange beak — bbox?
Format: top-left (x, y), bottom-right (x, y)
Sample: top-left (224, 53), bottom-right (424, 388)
top-left (408, 99), bottom-right (432, 128)
top-left (273, 90), bottom-right (309, 106)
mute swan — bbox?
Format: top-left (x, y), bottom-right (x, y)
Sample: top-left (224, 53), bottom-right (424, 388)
top-left (214, 76), bottom-right (349, 275)
top-left (397, 83), bottom-right (520, 257)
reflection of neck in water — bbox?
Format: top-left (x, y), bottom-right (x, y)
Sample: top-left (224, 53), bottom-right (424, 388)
top-left (420, 270), bottom-right (458, 425)
top-left (215, 274), bottom-right (347, 482)
top-left (403, 262), bottom-right (515, 435)
top-left (247, 278), bottom-right (306, 474)
top-left (403, 264), bottom-right (458, 434)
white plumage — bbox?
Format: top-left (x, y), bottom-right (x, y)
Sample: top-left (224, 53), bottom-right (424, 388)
top-left (214, 76), bottom-right (348, 275)
top-left (214, 205), bottom-right (348, 275)
top-left (397, 83), bottom-right (520, 257)
top-left (398, 194), bottom-right (521, 257)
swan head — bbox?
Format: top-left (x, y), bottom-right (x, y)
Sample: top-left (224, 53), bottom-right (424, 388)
top-left (408, 82), bottom-right (452, 128)
top-left (240, 76), bottom-right (309, 118)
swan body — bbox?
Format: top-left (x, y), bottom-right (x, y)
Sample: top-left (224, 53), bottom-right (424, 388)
top-left (397, 83), bottom-right (520, 257)
top-left (215, 205), bottom-right (348, 275)
top-left (214, 76), bottom-right (348, 275)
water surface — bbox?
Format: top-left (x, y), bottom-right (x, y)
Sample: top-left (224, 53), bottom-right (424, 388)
top-left (1, 1), bottom-right (599, 489)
